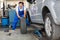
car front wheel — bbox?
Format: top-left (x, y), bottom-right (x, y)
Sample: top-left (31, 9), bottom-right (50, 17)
top-left (44, 13), bottom-right (60, 40)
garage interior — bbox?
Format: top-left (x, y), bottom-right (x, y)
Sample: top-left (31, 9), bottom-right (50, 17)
top-left (0, 0), bottom-right (44, 40)
top-left (0, 0), bottom-right (60, 40)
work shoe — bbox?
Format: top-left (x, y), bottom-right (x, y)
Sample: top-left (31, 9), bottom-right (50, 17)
top-left (7, 33), bottom-right (11, 36)
top-left (7, 30), bottom-right (15, 36)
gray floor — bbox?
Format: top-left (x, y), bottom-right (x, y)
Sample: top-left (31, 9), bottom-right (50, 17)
top-left (0, 28), bottom-right (38, 40)
top-left (0, 24), bottom-right (44, 40)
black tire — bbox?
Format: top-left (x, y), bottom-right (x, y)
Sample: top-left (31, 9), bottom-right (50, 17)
top-left (27, 11), bottom-right (31, 23)
top-left (44, 13), bottom-right (60, 40)
top-left (20, 18), bottom-right (27, 34)
top-left (20, 11), bottom-right (31, 34)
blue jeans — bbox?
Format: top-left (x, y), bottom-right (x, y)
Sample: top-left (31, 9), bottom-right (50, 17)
top-left (12, 15), bottom-right (30, 30)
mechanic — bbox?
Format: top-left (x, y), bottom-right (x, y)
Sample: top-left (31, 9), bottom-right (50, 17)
top-left (7, 2), bottom-right (27, 35)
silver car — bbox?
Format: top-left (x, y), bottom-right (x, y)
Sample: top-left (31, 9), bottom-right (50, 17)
top-left (27, 0), bottom-right (60, 40)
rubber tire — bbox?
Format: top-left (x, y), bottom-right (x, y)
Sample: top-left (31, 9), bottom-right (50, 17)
top-left (44, 13), bottom-right (60, 40)
top-left (20, 12), bottom-right (31, 34)
top-left (20, 18), bottom-right (27, 34)
top-left (27, 11), bottom-right (31, 23)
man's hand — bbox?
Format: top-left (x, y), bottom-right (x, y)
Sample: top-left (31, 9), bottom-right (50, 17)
top-left (24, 16), bottom-right (26, 18)
top-left (18, 16), bottom-right (23, 19)
top-left (18, 16), bottom-right (20, 19)
top-left (24, 10), bottom-right (26, 19)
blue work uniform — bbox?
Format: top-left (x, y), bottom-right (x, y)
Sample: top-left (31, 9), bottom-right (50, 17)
top-left (12, 6), bottom-right (25, 30)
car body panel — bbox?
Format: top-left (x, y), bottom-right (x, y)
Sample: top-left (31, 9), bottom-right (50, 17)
top-left (27, 0), bottom-right (60, 25)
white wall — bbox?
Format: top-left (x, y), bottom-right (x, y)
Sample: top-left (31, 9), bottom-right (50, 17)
top-left (0, 0), bottom-right (30, 17)
top-left (23, 0), bottom-right (29, 8)
top-left (7, 1), bottom-right (19, 5)
top-left (6, 0), bottom-right (29, 8)
top-left (0, 0), bottom-right (3, 17)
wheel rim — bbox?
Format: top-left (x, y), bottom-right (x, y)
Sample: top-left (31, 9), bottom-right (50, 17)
top-left (45, 17), bottom-right (52, 37)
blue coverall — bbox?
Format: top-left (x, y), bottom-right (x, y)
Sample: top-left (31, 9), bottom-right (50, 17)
top-left (11, 6), bottom-right (28, 30)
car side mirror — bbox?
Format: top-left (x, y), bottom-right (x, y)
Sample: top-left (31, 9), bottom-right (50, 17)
top-left (27, 0), bottom-right (35, 4)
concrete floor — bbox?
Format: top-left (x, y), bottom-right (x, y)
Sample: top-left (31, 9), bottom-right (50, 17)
top-left (0, 24), bottom-right (45, 40)
top-left (0, 28), bottom-right (38, 40)
top-left (0, 24), bottom-right (58, 40)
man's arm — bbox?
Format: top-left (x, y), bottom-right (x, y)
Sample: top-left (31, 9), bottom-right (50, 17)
top-left (16, 6), bottom-right (20, 18)
top-left (24, 7), bottom-right (27, 18)
top-left (16, 11), bottom-right (20, 18)
top-left (24, 10), bottom-right (27, 18)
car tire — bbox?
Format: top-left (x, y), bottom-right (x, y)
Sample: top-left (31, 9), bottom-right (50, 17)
top-left (20, 18), bottom-right (27, 34)
top-left (27, 11), bottom-right (31, 23)
top-left (44, 13), bottom-right (60, 40)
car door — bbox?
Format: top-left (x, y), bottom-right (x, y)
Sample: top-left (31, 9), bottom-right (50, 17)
top-left (30, 0), bottom-right (43, 23)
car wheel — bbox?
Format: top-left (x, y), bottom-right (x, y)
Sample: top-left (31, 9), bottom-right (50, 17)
top-left (44, 13), bottom-right (60, 40)
top-left (20, 18), bottom-right (27, 34)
